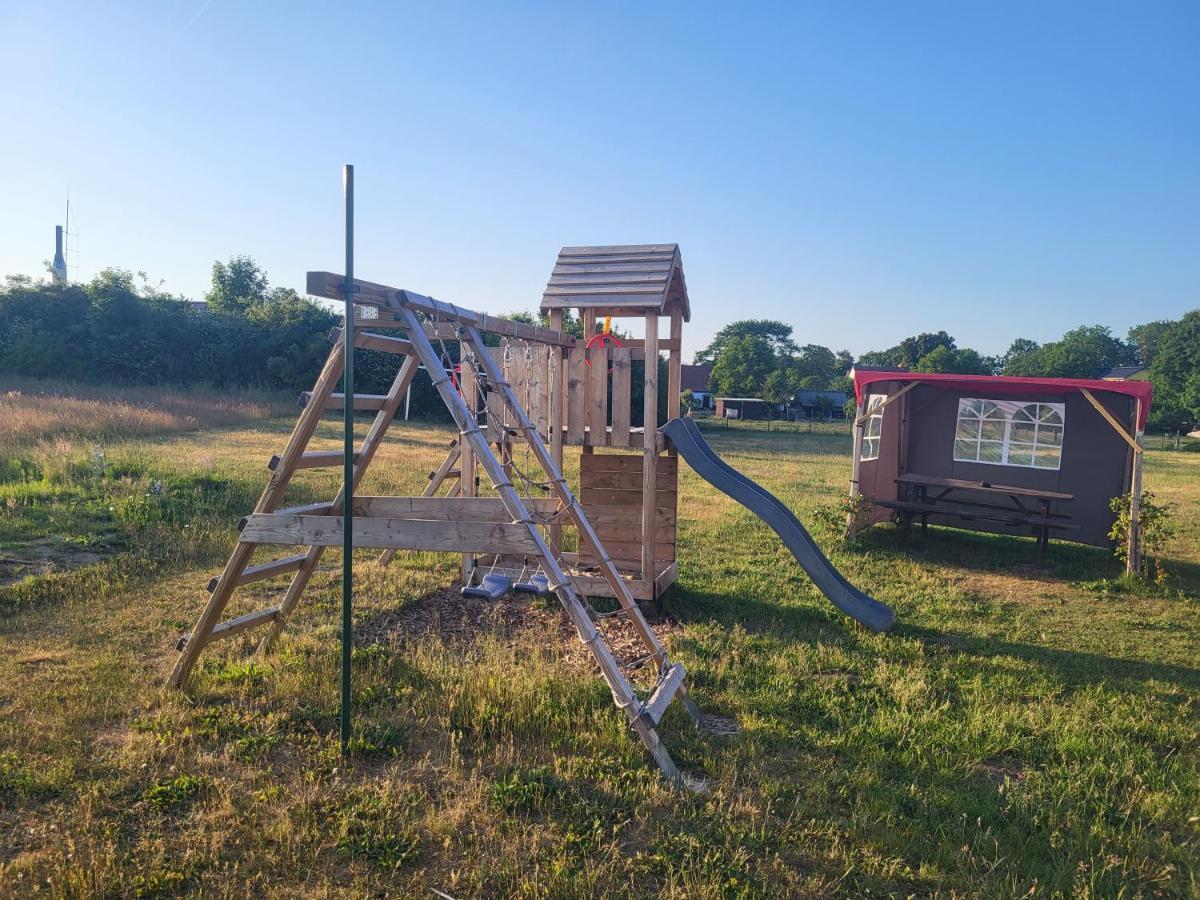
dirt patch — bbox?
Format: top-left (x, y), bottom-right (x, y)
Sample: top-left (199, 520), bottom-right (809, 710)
top-left (977, 758), bottom-right (1028, 788)
top-left (0, 539), bottom-right (109, 587)
top-left (357, 588), bottom-right (684, 676)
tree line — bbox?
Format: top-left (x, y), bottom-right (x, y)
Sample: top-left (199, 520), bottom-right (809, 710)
top-left (2, 258), bottom-right (1196, 431)
top-left (700, 316), bottom-right (1200, 432)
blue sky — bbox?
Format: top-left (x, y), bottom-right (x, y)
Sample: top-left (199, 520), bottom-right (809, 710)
top-left (2, 2), bottom-right (1197, 361)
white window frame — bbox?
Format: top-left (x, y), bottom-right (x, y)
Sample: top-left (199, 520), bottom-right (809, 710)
top-left (952, 398), bottom-right (1065, 470)
top-left (860, 393), bottom-right (886, 461)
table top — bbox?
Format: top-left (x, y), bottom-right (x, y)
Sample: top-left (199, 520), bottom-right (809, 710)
top-left (896, 472), bottom-right (1074, 502)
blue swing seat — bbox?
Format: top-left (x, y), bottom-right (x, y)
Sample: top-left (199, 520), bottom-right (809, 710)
top-left (513, 573), bottom-right (550, 595)
top-left (462, 572), bottom-right (512, 600)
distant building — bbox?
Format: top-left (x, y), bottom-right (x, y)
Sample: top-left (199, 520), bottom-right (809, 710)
top-left (185, 300), bottom-right (209, 313)
top-left (791, 389), bottom-right (848, 419)
top-left (715, 397), bottom-right (772, 420)
top-left (681, 364), bottom-right (714, 409)
top-left (1095, 365), bottom-right (1148, 381)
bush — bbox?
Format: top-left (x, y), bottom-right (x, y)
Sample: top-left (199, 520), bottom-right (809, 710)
top-left (1108, 490), bottom-right (1174, 587)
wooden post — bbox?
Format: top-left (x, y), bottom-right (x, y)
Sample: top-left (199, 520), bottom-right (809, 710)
top-left (1127, 399), bottom-right (1144, 575)
top-left (667, 310), bottom-right (682, 423)
top-left (549, 309), bottom-right (565, 553)
top-left (642, 313), bottom-right (659, 584)
top-left (459, 346), bottom-right (476, 583)
top-left (581, 309), bottom-right (596, 445)
top-left (848, 401), bottom-right (864, 537)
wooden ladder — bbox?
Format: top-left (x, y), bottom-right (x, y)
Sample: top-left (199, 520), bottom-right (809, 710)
top-left (166, 327), bottom-right (419, 688)
top-left (400, 305), bottom-right (700, 779)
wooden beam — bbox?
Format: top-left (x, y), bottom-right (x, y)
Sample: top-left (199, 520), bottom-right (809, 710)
top-left (306, 272), bottom-right (575, 347)
top-left (642, 313), bottom-right (659, 583)
top-left (667, 310), bottom-right (682, 424)
top-left (1080, 388), bottom-right (1142, 454)
top-left (853, 381), bottom-right (918, 426)
top-left (240, 514), bottom-right (544, 555)
top-left (548, 308), bottom-right (566, 554)
top-left (351, 495), bottom-right (559, 523)
top-left (639, 661), bottom-right (686, 727)
top-left (1127, 397), bottom-right (1145, 575)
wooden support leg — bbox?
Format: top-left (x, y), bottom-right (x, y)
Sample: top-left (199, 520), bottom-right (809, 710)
top-left (259, 352), bottom-right (422, 654)
top-left (167, 340), bottom-right (348, 688)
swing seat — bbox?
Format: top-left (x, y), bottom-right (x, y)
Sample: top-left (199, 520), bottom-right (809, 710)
top-left (462, 573), bottom-right (512, 600)
top-left (513, 574), bottom-right (550, 595)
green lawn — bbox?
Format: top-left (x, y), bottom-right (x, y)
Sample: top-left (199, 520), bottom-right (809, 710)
top-left (1, 392), bottom-right (1197, 897)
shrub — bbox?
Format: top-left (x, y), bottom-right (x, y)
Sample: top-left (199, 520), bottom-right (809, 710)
top-left (1108, 490), bottom-right (1174, 586)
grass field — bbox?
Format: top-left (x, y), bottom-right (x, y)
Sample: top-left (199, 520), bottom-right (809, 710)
top-left (0, 382), bottom-right (1197, 898)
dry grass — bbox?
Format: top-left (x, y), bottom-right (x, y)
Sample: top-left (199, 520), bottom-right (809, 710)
top-left (0, 377), bottom-right (289, 450)
top-left (0, 396), bottom-right (1197, 896)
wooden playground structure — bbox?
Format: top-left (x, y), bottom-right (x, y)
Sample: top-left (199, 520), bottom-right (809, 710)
top-left (168, 244), bottom-right (704, 779)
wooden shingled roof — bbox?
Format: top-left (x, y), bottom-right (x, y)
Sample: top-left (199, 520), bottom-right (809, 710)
top-left (539, 244), bottom-right (690, 321)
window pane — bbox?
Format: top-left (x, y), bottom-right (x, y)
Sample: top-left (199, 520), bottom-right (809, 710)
top-left (961, 399), bottom-right (981, 416)
top-left (979, 441), bottom-right (1004, 463)
top-left (1007, 445), bottom-right (1034, 466)
top-left (1014, 405), bottom-right (1036, 422)
top-left (861, 438), bottom-right (878, 461)
top-left (955, 419), bottom-right (980, 440)
top-left (1033, 447), bottom-right (1061, 469)
top-left (1039, 424), bottom-right (1063, 446)
top-left (1011, 421), bottom-right (1036, 443)
top-left (953, 439), bottom-right (977, 461)
top-left (866, 415), bottom-right (882, 439)
top-left (981, 420), bottom-right (1006, 441)
top-left (981, 402), bottom-right (1005, 419)
top-left (1040, 405), bottom-right (1063, 424)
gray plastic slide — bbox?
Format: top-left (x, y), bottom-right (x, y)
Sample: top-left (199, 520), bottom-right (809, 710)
top-left (661, 417), bottom-right (895, 632)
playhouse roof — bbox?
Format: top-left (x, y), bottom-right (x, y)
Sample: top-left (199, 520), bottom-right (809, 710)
top-left (851, 369), bottom-right (1153, 430)
top-left (539, 244), bottom-right (690, 321)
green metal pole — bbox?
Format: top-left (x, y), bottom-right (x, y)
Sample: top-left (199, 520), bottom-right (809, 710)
top-left (340, 164), bottom-right (354, 754)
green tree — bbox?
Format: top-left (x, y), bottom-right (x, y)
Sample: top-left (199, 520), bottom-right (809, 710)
top-left (913, 345), bottom-right (991, 375)
top-left (709, 333), bottom-right (775, 398)
top-left (1147, 310), bottom-right (1200, 431)
top-left (858, 331), bottom-right (957, 369)
top-left (1005, 325), bottom-right (1134, 378)
top-left (999, 338), bottom-right (1040, 374)
top-left (792, 344), bottom-right (837, 388)
top-left (206, 255), bottom-right (269, 315)
top-left (1128, 320), bottom-right (1174, 367)
top-left (695, 320), bottom-right (798, 365)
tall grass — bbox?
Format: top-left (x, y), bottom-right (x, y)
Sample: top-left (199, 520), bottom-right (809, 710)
top-left (0, 377), bottom-right (289, 450)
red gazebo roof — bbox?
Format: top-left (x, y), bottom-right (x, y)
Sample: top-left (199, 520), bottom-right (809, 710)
top-left (851, 370), bottom-right (1153, 430)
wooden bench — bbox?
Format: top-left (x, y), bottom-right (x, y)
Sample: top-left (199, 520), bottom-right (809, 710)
top-left (869, 498), bottom-right (1080, 552)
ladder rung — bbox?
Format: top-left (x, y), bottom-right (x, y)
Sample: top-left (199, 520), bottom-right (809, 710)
top-left (208, 606), bottom-right (281, 642)
top-left (207, 553), bottom-right (309, 591)
top-left (639, 661), bottom-right (687, 728)
top-left (591, 604), bottom-right (636, 620)
top-left (177, 605), bottom-right (281, 651)
top-left (270, 451), bottom-right (361, 471)
top-left (623, 651), bottom-right (658, 671)
top-left (298, 392), bottom-right (389, 411)
top-left (329, 326), bottom-right (414, 355)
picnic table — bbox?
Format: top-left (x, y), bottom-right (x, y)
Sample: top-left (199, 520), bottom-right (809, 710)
top-left (879, 472), bottom-right (1076, 552)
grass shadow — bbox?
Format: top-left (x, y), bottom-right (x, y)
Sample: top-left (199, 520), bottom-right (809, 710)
top-left (904, 622), bottom-right (1200, 691)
